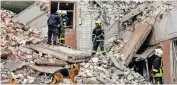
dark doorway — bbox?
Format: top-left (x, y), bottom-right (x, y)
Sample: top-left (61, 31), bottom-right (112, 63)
top-left (50, 1), bottom-right (74, 27)
top-left (50, 1), bottom-right (58, 14)
top-left (59, 3), bottom-right (74, 10)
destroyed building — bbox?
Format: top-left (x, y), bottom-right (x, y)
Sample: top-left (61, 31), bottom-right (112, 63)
top-left (1, 0), bottom-right (177, 84)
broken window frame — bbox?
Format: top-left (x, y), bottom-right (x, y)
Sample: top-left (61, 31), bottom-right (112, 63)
top-left (171, 38), bottom-right (177, 82)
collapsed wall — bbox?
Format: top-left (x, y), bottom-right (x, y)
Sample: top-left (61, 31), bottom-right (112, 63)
top-left (77, 1), bottom-right (144, 53)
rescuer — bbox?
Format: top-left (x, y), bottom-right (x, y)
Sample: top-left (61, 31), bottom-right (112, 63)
top-left (47, 10), bottom-right (62, 45)
top-left (150, 47), bottom-right (163, 84)
top-left (58, 11), bottom-right (69, 44)
top-left (92, 20), bottom-right (106, 56)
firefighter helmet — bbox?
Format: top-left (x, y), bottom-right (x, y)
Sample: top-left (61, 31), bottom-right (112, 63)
top-left (95, 20), bottom-right (101, 26)
top-left (57, 10), bottom-right (62, 14)
top-left (62, 11), bottom-right (67, 15)
top-left (155, 49), bottom-right (163, 57)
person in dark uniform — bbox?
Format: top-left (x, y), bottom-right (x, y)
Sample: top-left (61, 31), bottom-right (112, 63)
top-left (58, 11), bottom-right (69, 44)
top-left (47, 10), bottom-right (62, 45)
top-left (92, 20), bottom-right (106, 56)
top-left (150, 47), bottom-right (163, 84)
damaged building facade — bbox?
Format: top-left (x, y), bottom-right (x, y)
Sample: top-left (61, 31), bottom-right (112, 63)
top-left (77, 1), bottom-right (177, 83)
top-left (1, 0), bottom-right (177, 84)
top-left (148, 7), bottom-right (177, 83)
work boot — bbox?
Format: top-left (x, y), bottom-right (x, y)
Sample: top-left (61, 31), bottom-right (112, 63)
top-left (102, 52), bottom-right (106, 56)
top-left (47, 42), bottom-right (51, 45)
top-left (53, 41), bottom-right (57, 45)
top-left (91, 53), bottom-right (95, 56)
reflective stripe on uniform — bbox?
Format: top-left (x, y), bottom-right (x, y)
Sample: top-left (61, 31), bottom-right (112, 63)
top-left (101, 49), bottom-right (106, 53)
top-left (153, 69), bottom-right (158, 72)
top-left (96, 40), bottom-right (104, 42)
top-left (92, 50), bottom-right (97, 53)
top-left (154, 60), bottom-right (163, 77)
top-left (152, 59), bottom-right (163, 77)
top-left (59, 38), bottom-right (65, 40)
top-left (101, 51), bottom-right (106, 53)
top-left (64, 22), bottom-right (66, 26)
top-left (59, 34), bottom-right (65, 40)
top-left (155, 68), bottom-right (163, 77)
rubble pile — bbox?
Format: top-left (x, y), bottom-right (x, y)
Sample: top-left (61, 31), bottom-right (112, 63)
top-left (1, 9), bottom-right (15, 24)
top-left (0, 9), bottom-right (148, 84)
top-left (120, 1), bottom-right (176, 29)
top-left (88, 1), bottom-right (176, 29)
top-left (87, 1), bottom-right (146, 25)
top-left (0, 9), bottom-right (45, 59)
top-left (0, 9), bottom-right (46, 84)
top-left (75, 37), bottom-right (150, 84)
top-left (3, 1), bottom-right (177, 84)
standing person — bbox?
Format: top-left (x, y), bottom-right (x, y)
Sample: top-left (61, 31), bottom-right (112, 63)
top-left (58, 11), bottom-right (69, 44)
top-left (47, 10), bottom-right (62, 45)
top-left (92, 20), bottom-right (106, 56)
top-left (150, 47), bottom-right (163, 84)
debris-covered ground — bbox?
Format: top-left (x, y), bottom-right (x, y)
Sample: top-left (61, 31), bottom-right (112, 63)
top-left (1, 1), bottom-right (177, 84)
top-left (0, 9), bottom-right (149, 84)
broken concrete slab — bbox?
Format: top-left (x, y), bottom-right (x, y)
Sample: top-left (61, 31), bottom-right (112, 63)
top-left (29, 65), bottom-right (62, 73)
top-left (108, 51), bottom-right (124, 70)
top-left (82, 77), bottom-right (100, 84)
top-left (25, 55), bottom-right (33, 59)
top-left (32, 38), bottom-right (43, 44)
top-left (34, 58), bottom-right (67, 67)
top-left (135, 46), bottom-right (156, 61)
top-left (0, 79), bottom-right (9, 84)
top-left (30, 44), bottom-right (89, 63)
top-left (37, 44), bottom-right (90, 58)
top-left (120, 22), bottom-right (152, 66)
top-left (5, 59), bottom-right (25, 71)
top-left (96, 77), bottom-right (113, 84)
top-left (19, 46), bottom-right (33, 55)
top-left (30, 45), bottom-right (69, 62)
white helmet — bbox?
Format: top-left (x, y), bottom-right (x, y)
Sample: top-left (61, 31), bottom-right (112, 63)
top-left (155, 48), bottom-right (163, 57)
top-left (62, 11), bottom-right (67, 15)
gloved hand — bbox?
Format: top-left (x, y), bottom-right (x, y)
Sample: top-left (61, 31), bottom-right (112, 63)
top-left (57, 24), bottom-right (60, 28)
top-left (149, 71), bottom-right (155, 78)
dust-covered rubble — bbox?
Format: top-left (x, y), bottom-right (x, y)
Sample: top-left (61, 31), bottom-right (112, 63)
top-left (2, 0), bottom-right (177, 84)
top-left (0, 8), bottom-right (149, 84)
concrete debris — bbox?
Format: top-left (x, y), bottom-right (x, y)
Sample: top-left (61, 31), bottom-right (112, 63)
top-left (76, 40), bottom-right (150, 84)
top-left (10, 72), bottom-right (35, 84)
top-left (19, 46), bottom-right (33, 55)
top-left (1, 47), bottom-right (13, 59)
top-left (83, 77), bottom-right (100, 84)
top-left (29, 65), bottom-right (62, 74)
top-left (34, 44), bottom-right (91, 62)
top-left (5, 59), bottom-right (26, 71)
top-left (34, 58), bottom-right (67, 67)
top-left (0, 7), bottom-right (149, 84)
top-left (1, 1), bottom-right (177, 84)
